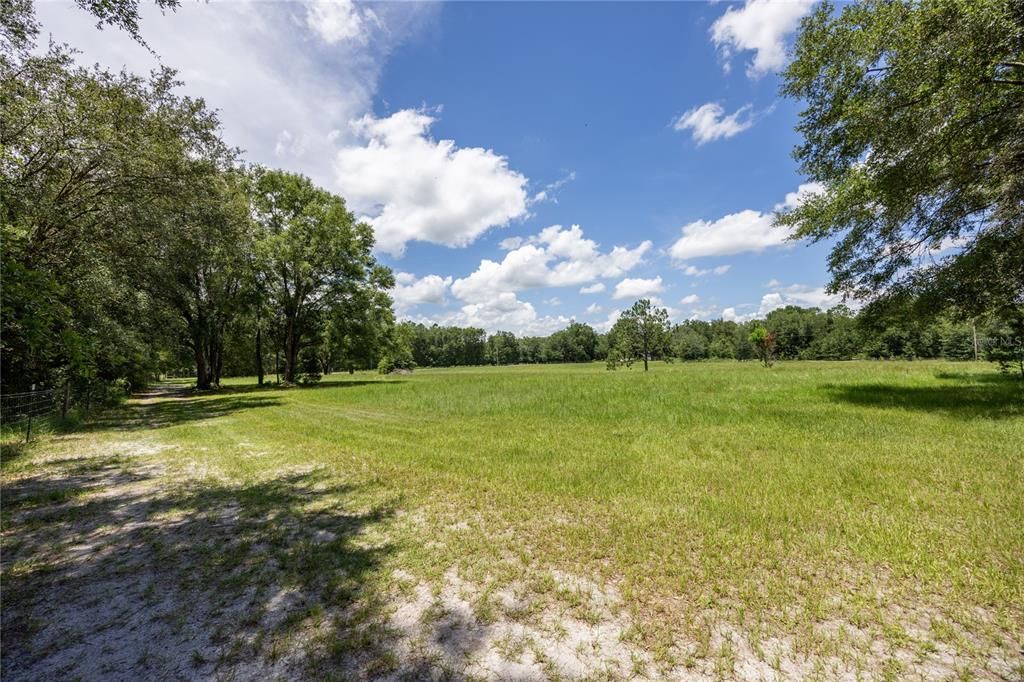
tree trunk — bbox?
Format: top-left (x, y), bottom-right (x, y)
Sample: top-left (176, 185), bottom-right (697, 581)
top-left (284, 326), bottom-right (299, 383)
top-left (195, 343), bottom-right (211, 390)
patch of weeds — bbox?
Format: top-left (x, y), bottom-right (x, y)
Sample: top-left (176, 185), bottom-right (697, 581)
top-left (493, 632), bottom-right (529, 662)
top-left (714, 636), bottom-right (736, 679)
top-left (880, 656), bottom-right (905, 681)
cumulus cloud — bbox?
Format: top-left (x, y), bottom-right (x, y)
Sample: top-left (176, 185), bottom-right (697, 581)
top-left (420, 224), bottom-right (649, 335)
top-left (417, 294), bottom-right (571, 337)
top-left (499, 237), bottom-right (523, 250)
top-left (719, 283), bottom-right (848, 324)
top-left (335, 109), bottom-right (530, 256)
top-left (721, 307), bottom-right (743, 322)
top-left (612, 277), bottom-right (664, 300)
top-left (680, 294), bottom-right (700, 305)
top-left (757, 284), bottom-right (843, 315)
top-left (305, 0), bottom-right (379, 45)
top-left (674, 103), bottom-right (756, 144)
top-left (711, 0), bottom-right (816, 77)
top-left (580, 282), bottom-right (606, 294)
top-left (594, 309), bottom-right (623, 333)
top-left (669, 182), bottom-right (824, 260)
top-left (585, 303), bottom-right (603, 314)
top-left (451, 224), bottom-right (651, 303)
top-left (390, 272), bottom-right (452, 314)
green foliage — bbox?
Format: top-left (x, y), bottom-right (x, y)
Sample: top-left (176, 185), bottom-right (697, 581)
top-left (376, 321), bottom-right (415, 374)
top-left (749, 326), bottom-right (776, 368)
top-left (983, 307), bottom-right (1024, 378)
top-left (248, 168), bottom-right (392, 384)
top-left (607, 299), bottom-right (672, 371)
top-left (1, 17), bottom-right (396, 396)
top-left (778, 0), bottom-right (1024, 318)
top-left (485, 331), bottom-right (519, 366)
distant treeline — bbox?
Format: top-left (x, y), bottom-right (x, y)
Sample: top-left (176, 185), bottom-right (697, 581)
top-left (394, 305), bottom-right (1015, 369)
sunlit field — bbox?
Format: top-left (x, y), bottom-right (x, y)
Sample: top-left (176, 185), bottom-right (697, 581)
top-left (3, 361), bottom-right (1022, 679)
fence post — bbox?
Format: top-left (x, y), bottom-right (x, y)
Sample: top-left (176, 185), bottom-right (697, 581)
top-left (26, 384), bottom-right (35, 443)
top-left (62, 381), bottom-right (71, 420)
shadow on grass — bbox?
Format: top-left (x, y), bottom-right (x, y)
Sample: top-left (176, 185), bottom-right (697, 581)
top-left (0, 459), bottom-right (419, 679)
top-left (84, 393), bottom-right (285, 432)
top-left (217, 378), bottom-right (406, 395)
top-left (824, 375), bottom-right (1024, 419)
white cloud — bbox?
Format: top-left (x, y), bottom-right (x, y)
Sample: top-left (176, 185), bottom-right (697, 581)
top-left (335, 109), bottom-right (530, 256)
top-left (390, 272), bottom-right (452, 314)
top-left (674, 102), bottom-right (755, 144)
top-left (305, 0), bottom-right (379, 45)
top-left (680, 294), bottom-right (700, 305)
top-left (679, 263), bottom-right (731, 277)
top-left (451, 224), bottom-right (651, 303)
top-left (529, 171), bottom-right (576, 205)
top-left (719, 283), bottom-right (849, 324)
top-left (778, 181), bottom-right (825, 211)
top-left (613, 277), bottom-right (664, 300)
top-left (544, 297), bottom-right (561, 306)
top-left (417, 294), bottom-right (571, 337)
top-left (669, 182), bottom-right (824, 260)
top-left (431, 224), bottom-right (649, 335)
top-left (580, 282), bottom-right (606, 294)
top-left (585, 303), bottom-right (603, 314)
top-left (594, 310), bottom-right (623, 333)
top-left (499, 237), bottom-right (523, 250)
top-left (757, 284), bottom-right (843, 315)
top-left (721, 307), bottom-right (743, 322)
top-left (711, 0), bottom-right (816, 77)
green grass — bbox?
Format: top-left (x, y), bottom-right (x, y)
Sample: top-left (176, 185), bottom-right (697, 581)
top-left (4, 360), bottom-right (1023, 675)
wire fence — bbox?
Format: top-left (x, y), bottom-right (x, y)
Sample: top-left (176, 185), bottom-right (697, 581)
top-left (1, 387), bottom-right (63, 441)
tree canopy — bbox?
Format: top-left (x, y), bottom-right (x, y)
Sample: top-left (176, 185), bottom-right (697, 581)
top-left (778, 0), bottom-right (1023, 321)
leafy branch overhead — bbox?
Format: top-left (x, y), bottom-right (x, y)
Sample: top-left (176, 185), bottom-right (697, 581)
top-left (776, 0), bottom-right (1024, 319)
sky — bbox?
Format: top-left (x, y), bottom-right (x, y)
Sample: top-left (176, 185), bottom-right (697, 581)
top-left (34, 0), bottom-right (850, 336)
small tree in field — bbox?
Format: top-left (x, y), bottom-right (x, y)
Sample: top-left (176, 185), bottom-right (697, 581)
top-left (607, 299), bottom-right (672, 371)
top-left (749, 325), bottom-right (776, 368)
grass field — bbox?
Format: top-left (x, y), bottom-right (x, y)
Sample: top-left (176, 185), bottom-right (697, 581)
top-left (2, 361), bottom-right (1022, 680)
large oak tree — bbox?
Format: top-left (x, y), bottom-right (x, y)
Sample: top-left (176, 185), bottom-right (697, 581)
top-left (778, 0), bottom-right (1023, 320)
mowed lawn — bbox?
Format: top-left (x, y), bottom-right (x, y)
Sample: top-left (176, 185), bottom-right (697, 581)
top-left (3, 361), bottom-right (1023, 679)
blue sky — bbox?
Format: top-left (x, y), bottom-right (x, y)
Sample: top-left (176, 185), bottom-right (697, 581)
top-left (36, 0), bottom-right (843, 335)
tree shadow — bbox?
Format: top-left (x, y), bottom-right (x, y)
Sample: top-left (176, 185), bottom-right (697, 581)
top-left (1, 458), bottom-right (407, 680)
top-left (217, 378), bottom-right (407, 396)
top-left (82, 394), bottom-right (285, 432)
top-left (823, 375), bottom-right (1024, 420)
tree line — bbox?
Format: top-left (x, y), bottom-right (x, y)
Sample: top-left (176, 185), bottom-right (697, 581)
top-left (1, 7), bottom-right (398, 402)
top-left (381, 300), bottom-right (1022, 372)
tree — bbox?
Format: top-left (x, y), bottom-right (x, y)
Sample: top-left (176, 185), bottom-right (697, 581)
top-left (607, 299), bottom-right (672, 371)
top-left (983, 307), bottom-right (1024, 378)
top-left (778, 0), bottom-right (1024, 321)
top-left (749, 326), bottom-right (776, 368)
top-left (486, 331), bottom-right (519, 365)
top-left (672, 325), bottom-right (708, 361)
top-left (1, 29), bottom-right (237, 392)
top-left (249, 169), bottom-right (391, 384)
